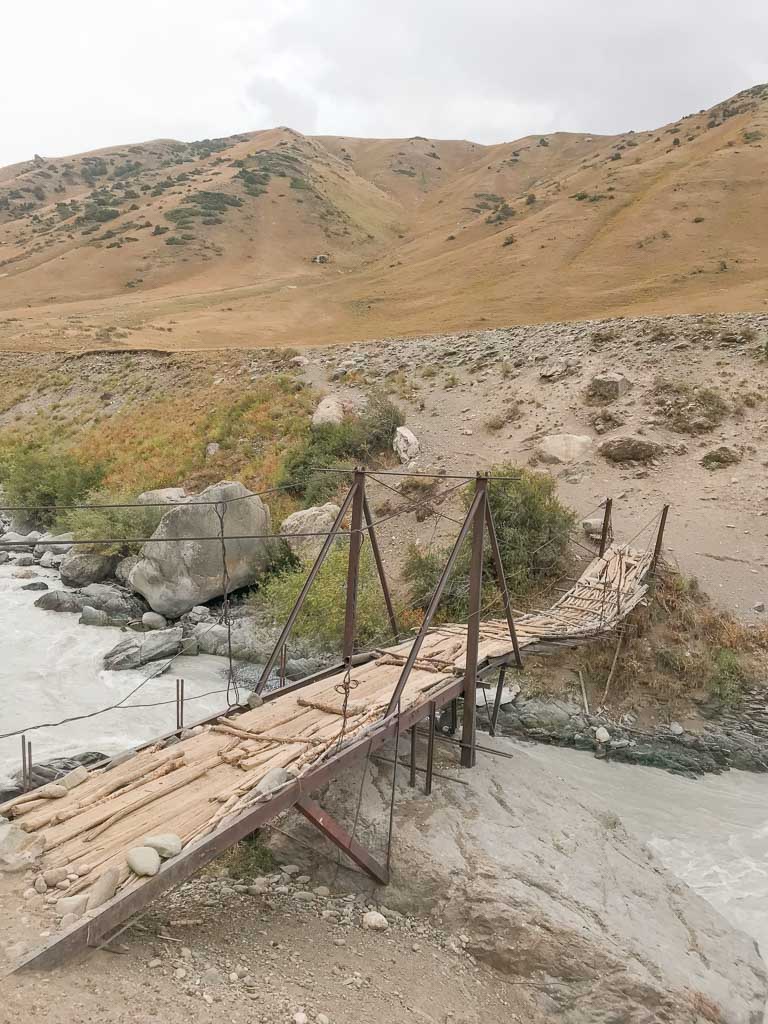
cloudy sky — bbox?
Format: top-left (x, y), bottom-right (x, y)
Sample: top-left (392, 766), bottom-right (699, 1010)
top-left (2, 0), bottom-right (767, 167)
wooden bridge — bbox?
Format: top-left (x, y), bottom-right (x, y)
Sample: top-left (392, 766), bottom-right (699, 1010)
top-left (2, 471), bottom-right (668, 971)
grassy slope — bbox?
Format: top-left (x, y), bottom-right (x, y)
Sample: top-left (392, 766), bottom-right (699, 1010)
top-left (1, 86), bottom-right (767, 353)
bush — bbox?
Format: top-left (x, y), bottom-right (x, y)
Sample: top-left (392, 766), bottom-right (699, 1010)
top-left (280, 393), bottom-right (404, 504)
top-left (58, 489), bottom-right (165, 556)
top-left (254, 545), bottom-right (395, 653)
top-left (403, 465), bottom-right (575, 621)
top-left (0, 447), bottom-right (104, 529)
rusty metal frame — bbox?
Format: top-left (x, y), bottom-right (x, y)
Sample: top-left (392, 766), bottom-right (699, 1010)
top-left (296, 795), bottom-right (389, 884)
top-left (460, 475), bottom-right (487, 768)
top-left (363, 493), bottom-right (399, 640)
top-left (484, 496), bottom-right (523, 670)
top-left (255, 482), bottom-right (358, 694)
top-left (342, 468), bottom-right (366, 664)
top-left (14, 673), bottom-right (466, 973)
top-left (650, 504), bottom-right (670, 578)
top-left (598, 498), bottom-right (613, 558)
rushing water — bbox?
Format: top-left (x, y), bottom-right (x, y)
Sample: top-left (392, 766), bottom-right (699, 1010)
top-left (0, 565), bottom-right (234, 785)
top-left (3, 564), bottom-right (768, 957)
top-left (516, 741), bottom-right (768, 957)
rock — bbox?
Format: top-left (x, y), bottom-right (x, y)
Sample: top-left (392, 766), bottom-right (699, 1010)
top-left (587, 371), bottom-right (630, 403)
top-left (80, 583), bottom-right (145, 620)
top-left (186, 604), bottom-right (212, 623)
top-left (38, 783), bottom-right (68, 799)
top-left (293, 1013), bottom-right (309, 1024)
top-left (598, 436), bottom-right (664, 463)
top-left (536, 434), bottom-right (593, 465)
top-left (669, 722), bottom-right (684, 736)
top-left (60, 913), bottom-right (79, 930)
top-left (14, 555), bottom-right (35, 567)
top-left (311, 396), bottom-right (346, 427)
top-left (280, 504), bottom-right (341, 561)
top-left (115, 555), bottom-right (139, 586)
top-left (43, 867), bottom-right (69, 887)
top-left (247, 691), bottom-right (264, 709)
top-left (0, 531), bottom-right (34, 550)
top-left (754, 602), bottom-right (765, 613)
top-left (253, 768), bottom-right (292, 799)
top-left (0, 822), bottom-right (45, 872)
top-left (393, 426), bottom-right (421, 464)
top-left (38, 551), bottom-right (59, 569)
top-left (0, 551), bottom-right (8, 565)
top-left (79, 605), bottom-right (110, 627)
top-left (595, 726), bottom-right (611, 744)
top-left (34, 590), bottom-right (88, 614)
top-left (103, 627), bottom-right (184, 671)
top-left (127, 846), bottom-right (162, 876)
top-left (142, 611), bottom-right (168, 630)
top-left (34, 875), bottom-right (48, 894)
top-left (128, 481), bottom-right (273, 617)
top-left (582, 516), bottom-right (604, 538)
top-left (21, 581), bottom-right (48, 591)
top-left (142, 833), bottom-right (182, 859)
top-left (136, 487), bottom-right (186, 505)
top-left (55, 894), bottom-right (88, 919)
top-left (60, 765), bottom-right (89, 789)
top-left (362, 910), bottom-right (389, 931)
top-left (86, 867), bottom-right (120, 910)
top-left (33, 532), bottom-right (74, 557)
top-left (60, 550), bottom-right (119, 587)
top-left (701, 446), bottom-right (742, 470)
top-left (205, 442), bottom-right (221, 459)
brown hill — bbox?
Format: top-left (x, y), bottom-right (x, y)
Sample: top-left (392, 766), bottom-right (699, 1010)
top-left (1, 84), bottom-right (767, 352)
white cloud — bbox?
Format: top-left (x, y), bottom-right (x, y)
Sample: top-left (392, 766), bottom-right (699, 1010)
top-left (0, 0), bottom-right (765, 165)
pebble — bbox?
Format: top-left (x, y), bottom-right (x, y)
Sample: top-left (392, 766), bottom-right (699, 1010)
top-left (282, 864), bottom-right (300, 876)
top-left (362, 910), bottom-right (389, 931)
top-left (127, 846), bottom-right (162, 877)
top-left (293, 1013), bottom-right (308, 1024)
top-left (148, 958), bottom-right (162, 969)
top-left (314, 886), bottom-right (330, 897)
top-left (34, 876), bottom-right (47, 894)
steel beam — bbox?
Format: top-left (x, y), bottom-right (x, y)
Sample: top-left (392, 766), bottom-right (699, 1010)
top-left (363, 494), bottom-right (399, 639)
top-left (296, 796), bottom-right (389, 885)
top-left (342, 469), bottom-right (366, 664)
top-left (484, 498), bottom-right (523, 669)
top-left (461, 475), bottom-right (487, 768)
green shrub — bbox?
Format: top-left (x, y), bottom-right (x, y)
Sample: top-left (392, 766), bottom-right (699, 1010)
top-left (280, 393), bottom-right (404, 504)
top-left (254, 545), bottom-right (394, 653)
top-left (708, 648), bottom-right (747, 705)
top-left (403, 465), bottom-right (575, 621)
top-left (58, 489), bottom-right (165, 556)
top-left (0, 447), bottom-right (104, 529)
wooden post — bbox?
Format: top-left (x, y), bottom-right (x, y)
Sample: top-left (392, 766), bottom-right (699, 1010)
top-left (650, 504), bottom-right (670, 578)
top-left (461, 474), bottom-right (488, 769)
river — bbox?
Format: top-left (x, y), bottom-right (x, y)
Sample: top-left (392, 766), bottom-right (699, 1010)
top-left (3, 564), bottom-right (768, 958)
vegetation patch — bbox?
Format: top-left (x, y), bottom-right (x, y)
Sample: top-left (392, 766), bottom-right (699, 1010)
top-left (651, 379), bottom-right (729, 434)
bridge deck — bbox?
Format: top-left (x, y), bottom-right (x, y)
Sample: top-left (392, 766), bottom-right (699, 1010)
top-left (2, 543), bottom-right (652, 971)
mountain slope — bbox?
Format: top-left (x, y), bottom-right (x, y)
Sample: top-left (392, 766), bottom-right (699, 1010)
top-left (1, 84), bottom-right (767, 352)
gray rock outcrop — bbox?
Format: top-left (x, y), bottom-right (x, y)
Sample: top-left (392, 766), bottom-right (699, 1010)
top-left (393, 426), bottom-right (421, 463)
top-left (266, 743), bottom-right (768, 1022)
top-left (536, 433), bottom-right (593, 464)
top-left (598, 436), bottom-right (664, 463)
top-left (280, 503), bottom-right (341, 561)
top-left (103, 627), bottom-right (185, 671)
top-left (311, 396), bottom-right (346, 427)
top-left (587, 370), bottom-right (630, 403)
top-left (60, 550), bottom-right (119, 587)
top-left (128, 481), bottom-right (273, 617)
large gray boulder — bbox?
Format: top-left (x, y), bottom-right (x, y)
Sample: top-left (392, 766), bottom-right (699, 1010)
top-left (34, 590), bottom-right (87, 614)
top-left (136, 487), bottom-right (187, 505)
top-left (34, 583), bottom-right (144, 620)
top-left (33, 533), bottom-right (74, 558)
top-left (311, 396), bottom-right (346, 427)
top-left (267, 744), bottom-right (768, 1022)
top-left (103, 627), bottom-right (185, 671)
top-left (280, 503), bottom-right (341, 561)
top-left (536, 433), bottom-right (593, 464)
top-left (599, 436), bottom-right (664, 463)
top-left (587, 371), bottom-right (631, 403)
top-left (393, 426), bottom-right (421, 464)
top-left (60, 550), bottom-right (119, 587)
top-left (128, 482), bottom-right (273, 618)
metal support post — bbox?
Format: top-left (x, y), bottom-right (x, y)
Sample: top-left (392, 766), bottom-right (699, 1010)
top-left (425, 702), bottom-right (436, 795)
top-left (342, 468), bottom-right (366, 665)
top-left (490, 665), bottom-right (507, 736)
top-left (256, 483), bottom-right (357, 693)
top-left (598, 498), bottom-right (613, 558)
top-left (461, 474), bottom-right (488, 769)
top-left (649, 504), bottom-right (670, 578)
top-left (296, 797), bottom-right (389, 885)
top-left (409, 726), bottom-right (418, 787)
top-left (20, 735), bottom-right (27, 793)
top-left (485, 499), bottom-right (523, 669)
top-left (363, 494), bottom-right (399, 639)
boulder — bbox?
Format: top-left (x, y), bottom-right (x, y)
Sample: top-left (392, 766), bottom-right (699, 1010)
top-left (21, 581), bottom-right (48, 591)
top-left (33, 532), bottom-right (74, 557)
top-left (103, 627), bottom-right (184, 671)
top-left (60, 550), bottom-right (119, 587)
top-left (115, 555), bottom-right (139, 586)
top-left (79, 606), bottom-right (110, 627)
top-left (536, 434), bottom-right (593, 465)
top-left (598, 436), bottom-right (664, 463)
top-left (128, 482), bottom-right (273, 617)
top-left (38, 550), bottom-right (62, 569)
top-left (80, 583), bottom-right (146, 620)
top-left (393, 426), bottom-right (421, 464)
top-left (582, 517), bottom-right (604, 538)
top-left (362, 910), bottom-right (389, 931)
top-left (55, 894), bottom-right (88, 919)
top-left (127, 846), bottom-right (162, 877)
top-left (136, 487), bottom-right (186, 505)
top-left (0, 821), bottom-right (45, 872)
top-left (587, 371), bottom-right (630, 403)
top-left (280, 504), bottom-right (341, 561)
top-left (0, 531), bottom-right (34, 550)
top-left (142, 833), bottom-right (182, 859)
top-left (311, 396), bottom-right (345, 427)
top-left (142, 611), bottom-right (168, 630)
top-left (34, 590), bottom-right (87, 614)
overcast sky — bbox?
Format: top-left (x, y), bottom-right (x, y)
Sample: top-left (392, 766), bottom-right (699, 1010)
top-left (2, 0), bottom-right (767, 167)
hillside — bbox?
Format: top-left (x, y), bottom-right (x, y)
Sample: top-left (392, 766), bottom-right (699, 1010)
top-left (1, 84), bottom-right (768, 352)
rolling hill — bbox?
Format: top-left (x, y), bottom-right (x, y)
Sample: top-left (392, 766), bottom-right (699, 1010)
top-left (1, 84), bottom-right (767, 352)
